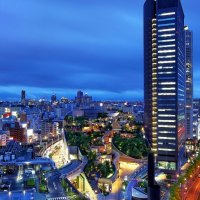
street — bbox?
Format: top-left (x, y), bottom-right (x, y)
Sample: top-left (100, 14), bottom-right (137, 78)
top-left (46, 170), bottom-right (66, 199)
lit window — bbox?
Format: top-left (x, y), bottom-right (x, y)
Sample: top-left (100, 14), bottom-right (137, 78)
top-left (159, 34), bottom-right (175, 37)
top-left (158, 12), bottom-right (175, 16)
top-left (159, 87), bottom-right (175, 90)
top-left (158, 39), bottom-right (175, 42)
top-left (158, 72), bottom-right (175, 75)
top-left (158, 23), bottom-right (175, 27)
top-left (159, 82), bottom-right (176, 85)
top-left (158, 18), bottom-right (175, 22)
top-left (158, 61), bottom-right (176, 64)
top-left (158, 120), bottom-right (176, 123)
top-left (158, 148), bottom-right (175, 151)
top-left (158, 28), bottom-right (175, 32)
top-left (158, 125), bottom-right (176, 128)
top-left (158, 50), bottom-right (176, 53)
top-left (158, 109), bottom-right (175, 111)
top-left (158, 137), bottom-right (176, 140)
top-left (158, 114), bottom-right (176, 117)
top-left (158, 93), bottom-right (174, 96)
top-left (158, 55), bottom-right (175, 58)
top-left (158, 66), bottom-right (174, 69)
top-left (158, 44), bottom-right (175, 48)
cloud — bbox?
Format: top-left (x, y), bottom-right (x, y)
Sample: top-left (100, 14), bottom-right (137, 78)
top-left (0, 0), bottom-right (199, 100)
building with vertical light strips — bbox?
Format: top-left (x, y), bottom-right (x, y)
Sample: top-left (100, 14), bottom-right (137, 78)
top-left (185, 27), bottom-right (193, 139)
top-left (144, 0), bottom-right (188, 173)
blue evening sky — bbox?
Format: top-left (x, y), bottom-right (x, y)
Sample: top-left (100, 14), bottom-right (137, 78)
top-left (0, 0), bottom-right (199, 100)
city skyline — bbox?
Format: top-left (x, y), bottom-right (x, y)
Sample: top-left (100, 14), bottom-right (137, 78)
top-left (0, 0), bottom-right (199, 100)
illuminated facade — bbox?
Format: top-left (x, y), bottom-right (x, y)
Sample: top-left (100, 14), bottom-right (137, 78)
top-left (185, 27), bottom-right (193, 139)
top-left (144, 0), bottom-right (156, 149)
top-left (144, 0), bottom-right (187, 172)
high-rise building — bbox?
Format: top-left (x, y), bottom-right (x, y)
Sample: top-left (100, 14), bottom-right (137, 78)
top-left (51, 94), bottom-right (57, 104)
top-left (21, 90), bottom-right (26, 105)
top-left (75, 90), bottom-right (92, 106)
top-left (77, 90), bottom-right (84, 98)
top-left (185, 27), bottom-right (193, 139)
top-left (193, 99), bottom-right (200, 138)
top-left (144, 0), bottom-right (187, 173)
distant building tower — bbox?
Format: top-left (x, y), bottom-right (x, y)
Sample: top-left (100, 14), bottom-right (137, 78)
top-left (77, 90), bottom-right (83, 98)
top-left (51, 94), bottom-right (57, 104)
top-left (185, 26), bottom-right (193, 139)
top-left (75, 90), bottom-right (92, 107)
top-left (75, 90), bottom-right (84, 105)
top-left (21, 90), bottom-right (26, 105)
top-left (20, 112), bottom-right (27, 123)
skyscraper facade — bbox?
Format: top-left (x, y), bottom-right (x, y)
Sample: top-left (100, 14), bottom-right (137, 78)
top-left (144, 0), bottom-right (156, 147)
top-left (185, 27), bottom-right (193, 139)
top-left (144, 0), bottom-right (187, 173)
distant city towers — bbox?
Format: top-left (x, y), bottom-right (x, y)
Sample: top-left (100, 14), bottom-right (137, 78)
top-left (75, 90), bottom-right (92, 106)
top-left (51, 94), bottom-right (57, 104)
top-left (21, 90), bottom-right (26, 105)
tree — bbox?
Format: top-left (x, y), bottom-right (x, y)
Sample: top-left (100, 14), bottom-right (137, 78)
top-left (97, 113), bottom-right (108, 119)
top-left (65, 116), bottom-right (73, 124)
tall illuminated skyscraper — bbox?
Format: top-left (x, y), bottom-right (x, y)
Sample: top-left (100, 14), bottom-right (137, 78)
top-left (185, 27), bottom-right (193, 139)
top-left (144, 0), bottom-right (186, 173)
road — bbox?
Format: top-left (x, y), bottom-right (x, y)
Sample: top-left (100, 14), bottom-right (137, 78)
top-left (46, 169), bottom-right (66, 199)
top-left (46, 160), bottom-right (82, 199)
top-left (185, 177), bottom-right (200, 200)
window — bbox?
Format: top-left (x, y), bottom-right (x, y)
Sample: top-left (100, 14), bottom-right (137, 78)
top-left (158, 12), bottom-right (175, 16)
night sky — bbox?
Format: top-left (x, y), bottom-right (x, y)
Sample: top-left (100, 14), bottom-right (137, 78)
top-left (0, 0), bottom-right (199, 100)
